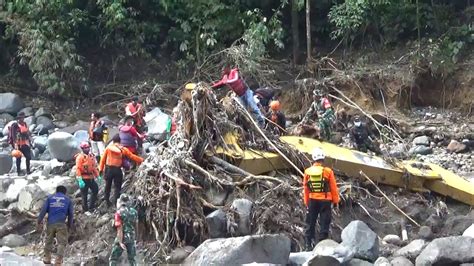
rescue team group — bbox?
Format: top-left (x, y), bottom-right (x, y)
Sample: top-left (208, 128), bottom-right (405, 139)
top-left (7, 65), bottom-right (376, 265)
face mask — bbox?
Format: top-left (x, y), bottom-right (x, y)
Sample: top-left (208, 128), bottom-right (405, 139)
top-left (355, 122), bottom-right (361, 127)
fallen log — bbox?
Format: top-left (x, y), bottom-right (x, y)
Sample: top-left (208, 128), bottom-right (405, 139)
top-left (209, 156), bottom-right (253, 177)
top-left (0, 219), bottom-right (30, 239)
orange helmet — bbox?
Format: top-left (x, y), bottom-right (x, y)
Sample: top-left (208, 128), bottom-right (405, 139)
top-left (11, 149), bottom-right (23, 158)
top-left (269, 100), bottom-right (281, 111)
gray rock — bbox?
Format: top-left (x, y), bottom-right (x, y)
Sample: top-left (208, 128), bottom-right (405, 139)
top-left (144, 107), bottom-right (170, 140)
top-left (17, 184), bottom-right (47, 212)
top-left (288, 252), bottom-right (313, 265)
top-left (306, 255), bottom-right (340, 266)
top-left (0, 93), bottom-right (25, 114)
top-left (341, 220), bottom-right (379, 262)
top-left (33, 135), bottom-right (48, 153)
top-left (5, 179), bottom-right (28, 202)
top-left (73, 130), bottom-right (89, 144)
top-left (18, 107), bottom-right (34, 117)
top-left (463, 224), bottom-right (474, 238)
top-left (409, 146), bottom-right (432, 155)
top-left (2, 120), bottom-right (16, 137)
top-left (0, 251), bottom-right (43, 265)
top-left (390, 256), bottom-right (413, 266)
top-left (183, 234), bottom-right (291, 265)
top-left (205, 209), bottom-right (227, 238)
top-left (413, 136), bottom-right (430, 146)
top-left (374, 257), bottom-right (391, 266)
top-left (59, 120), bottom-right (89, 134)
top-left (417, 226), bottom-right (433, 240)
top-left (424, 214), bottom-right (443, 232)
top-left (39, 149), bottom-right (52, 161)
top-left (24, 116), bottom-right (36, 127)
top-left (442, 215), bottom-right (474, 236)
top-left (231, 198), bottom-right (253, 236)
top-left (34, 107), bottom-right (51, 118)
top-left (48, 131), bottom-right (80, 161)
top-left (0, 234), bottom-right (26, 247)
top-left (394, 239), bottom-right (426, 260)
top-left (447, 140), bottom-right (468, 153)
top-left (54, 121), bottom-right (69, 128)
top-left (36, 116), bottom-right (55, 133)
top-left (415, 236), bottom-right (474, 266)
top-left (0, 113), bottom-right (15, 123)
top-left (382, 235), bottom-right (402, 246)
top-left (313, 239), bottom-right (339, 255)
top-left (346, 258), bottom-right (374, 266)
top-left (0, 152), bottom-right (13, 175)
top-left (168, 246), bottom-right (195, 264)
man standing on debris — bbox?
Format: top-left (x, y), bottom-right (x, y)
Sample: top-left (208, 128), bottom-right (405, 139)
top-left (99, 134), bottom-right (144, 207)
top-left (302, 89), bottom-right (335, 141)
top-left (37, 185), bottom-right (74, 266)
top-left (89, 112), bottom-right (107, 162)
top-left (76, 141), bottom-right (100, 215)
top-left (109, 194), bottom-right (138, 266)
top-left (211, 65), bottom-right (265, 127)
top-left (125, 96), bottom-right (145, 132)
top-left (349, 115), bottom-right (380, 154)
top-left (266, 100), bottom-right (286, 135)
top-left (303, 148), bottom-right (339, 250)
top-left (8, 112), bottom-right (32, 175)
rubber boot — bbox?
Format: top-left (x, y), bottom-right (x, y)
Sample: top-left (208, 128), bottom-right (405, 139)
top-left (54, 256), bottom-right (63, 266)
top-left (43, 253), bottom-right (51, 264)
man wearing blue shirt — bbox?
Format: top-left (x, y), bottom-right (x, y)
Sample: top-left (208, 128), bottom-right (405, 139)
top-left (37, 185), bottom-right (74, 266)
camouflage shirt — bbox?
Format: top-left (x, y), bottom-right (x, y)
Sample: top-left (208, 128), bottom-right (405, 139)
top-left (114, 206), bottom-right (138, 242)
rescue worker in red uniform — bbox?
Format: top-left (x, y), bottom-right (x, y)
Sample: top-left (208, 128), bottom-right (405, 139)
top-left (125, 96), bottom-right (145, 132)
top-left (10, 112), bottom-right (32, 175)
top-left (75, 142), bottom-right (99, 214)
top-left (265, 100), bottom-right (286, 135)
top-left (303, 148), bottom-right (340, 250)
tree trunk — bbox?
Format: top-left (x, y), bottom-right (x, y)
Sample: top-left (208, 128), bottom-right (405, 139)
top-left (306, 0), bottom-right (311, 63)
top-left (0, 220), bottom-right (30, 239)
top-left (291, 0), bottom-right (300, 65)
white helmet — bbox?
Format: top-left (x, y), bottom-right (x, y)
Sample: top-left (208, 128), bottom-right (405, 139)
top-left (311, 148), bottom-right (325, 161)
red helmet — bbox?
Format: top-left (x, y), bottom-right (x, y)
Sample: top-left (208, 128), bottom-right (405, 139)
top-left (80, 141), bottom-right (90, 149)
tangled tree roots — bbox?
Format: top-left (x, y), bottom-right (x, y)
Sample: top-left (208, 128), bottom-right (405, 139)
top-left (127, 83), bottom-right (309, 262)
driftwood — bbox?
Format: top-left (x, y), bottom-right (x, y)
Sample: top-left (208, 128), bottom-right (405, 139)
top-left (0, 219), bottom-right (30, 239)
top-left (208, 156), bottom-right (253, 176)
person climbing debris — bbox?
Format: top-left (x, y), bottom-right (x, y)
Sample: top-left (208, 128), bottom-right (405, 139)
top-left (125, 96), bottom-right (145, 133)
top-left (75, 141), bottom-right (100, 215)
top-left (349, 115), bottom-right (381, 154)
top-left (37, 185), bottom-right (74, 266)
top-left (8, 112), bottom-right (32, 175)
top-left (212, 65), bottom-right (265, 127)
top-left (266, 100), bottom-right (286, 135)
top-left (109, 194), bottom-right (138, 266)
top-left (303, 148), bottom-right (339, 251)
top-left (99, 134), bottom-right (144, 207)
top-left (302, 89), bottom-right (336, 141)
top-left (254, 86), bottom-right (275, 113)
top-left (89, 112), bottom-right (107, 162)
top-left (119, 116), bottom-right (145, 155)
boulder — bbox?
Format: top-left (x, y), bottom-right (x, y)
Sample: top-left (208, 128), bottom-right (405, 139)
top-left (313, 239), bottom-right (339, 255)
top-left (5, 179), bottom-right (28, 202)
top-left (417, 226), bottom-right (434, 240)
top-left (34, 107), bottom-right (52, 118)
top-left (59, 120), bottom-right (89, 134)
top-left (0, 152), bottom-right (13, 175)
top-left (382, 235), bottom-right (402, 246)
top-left (0, 234), bottom-right (26, 247)
top-left (36, 116), bottom-right (55, 133)
top-left (288, 252), bottom-right (313, 265)
top-left (18, 107), bottom-right (34, 117)
top-left (463, 224), bottom-right (474, 238)
top-left (183, 234), bottom-right (291, 265)
top-left (374, 257), bottom-right (391, 266)
top-left (144, 107), bottom-right (170, 140)
top-left (346, 258), bottom-right (374, 266)
top-left (408, 146), bottom-right (432, 155)
top-left (394, 239), bottom-right (426, 261)
top-left (415, 236), bottom-right (474, 266)
top-left (39, 149), bottom-right (52, 161)
top-left (73, 130), bottom-right (89, 144)
top-left (33, 136), bottom-right (48, 153)
top-left (0, 93), bottom-right (25, 114)
top-left (167, 246), bottom-right (195, 264)
top-left (48, 132), bottom-right (80, 161)
top-left (205, 209), bottom-right (227, 238)
top-left (442, 214), bottom-right (474, 236)
top-left (413, 136), bottom-right (430, 146)
top-left (447, 140), bottom-right (468, 153)
top-left (18, 184), bottom-right (47, 212)
top-left (24, 116), bottom-right (36, 127)
top-left (390, 256), bottom-right (413, 266)
top-left (230, 198), bottom-right (253, 236)
top-left (0, 113), bottom-right (15, 123)
top-left (306, 255), bottom-right (340, 266)
top-left (54, 121), bottom-right (69, 128)
top-left (341, 220), bottom-right (379, 262)
top-left (2, 120), bottom-right (16, 137)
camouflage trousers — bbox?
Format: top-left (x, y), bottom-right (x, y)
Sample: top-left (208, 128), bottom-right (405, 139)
top-left (44, 223), bottom-right (68, 257)
top-left (318, 110), bottom-right (335, 141)
top-left (109, 238), bottom-right (136, 266)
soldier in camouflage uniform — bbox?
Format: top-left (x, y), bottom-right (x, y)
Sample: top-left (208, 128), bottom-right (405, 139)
top-left (302, 89), bottom-right (335, 141)
top-left (109, 194), bottom-right (138, 266)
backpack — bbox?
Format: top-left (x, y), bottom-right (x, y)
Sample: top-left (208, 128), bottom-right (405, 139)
top-left (306, 166), bottom-right (329, 193)
top-left (7, 122), bottom-right (19, 147)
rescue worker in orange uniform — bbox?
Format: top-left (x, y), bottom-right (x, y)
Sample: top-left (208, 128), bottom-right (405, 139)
top-left (75, 142), bottom-right (99, 215)
top-left (10, 112), bottom-right (32, 175)
top-left (125, 96), bottom-right (145, 133)
top-left (303, 148), bottom-right (339, 250)
top-left (99, 134), bottom-right (144, 207)
top-left (265, 100), bottom-right (286, 135)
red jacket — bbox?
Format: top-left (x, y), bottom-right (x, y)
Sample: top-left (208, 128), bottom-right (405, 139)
top-left (211, 68), bottom-right (247, 96)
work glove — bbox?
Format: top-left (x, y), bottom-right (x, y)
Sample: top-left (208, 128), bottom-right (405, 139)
top-left (76, 177), bottom-right (85, 189)
top-left (97, 175), bottom-right (103, 185)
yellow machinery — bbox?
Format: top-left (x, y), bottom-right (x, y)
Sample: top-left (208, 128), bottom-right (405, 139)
top-left (216, 133), bottom-right (474, 206)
